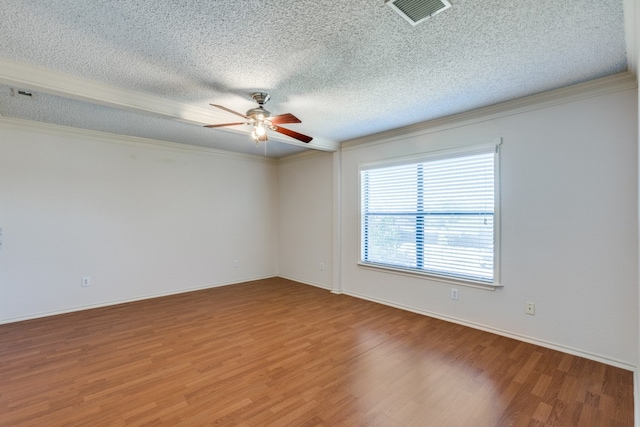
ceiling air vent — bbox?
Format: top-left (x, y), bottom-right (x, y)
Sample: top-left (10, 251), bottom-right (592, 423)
top-left (386, 0), bottom-right (451, 25)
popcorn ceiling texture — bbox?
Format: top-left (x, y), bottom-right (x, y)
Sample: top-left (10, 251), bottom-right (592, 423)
top-left (0, 0), bottom-right (628, 157)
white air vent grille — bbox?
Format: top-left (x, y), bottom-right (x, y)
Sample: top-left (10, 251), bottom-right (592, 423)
top-left (386, 0), bottom-right (451, 25)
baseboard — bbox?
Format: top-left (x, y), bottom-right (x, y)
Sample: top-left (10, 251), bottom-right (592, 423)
top-left (277, 274), bottom-right (332, 291)
top-left (341, 289), bottom-right (636, 372)
top-left (0, 275), bottom-right (277, 325)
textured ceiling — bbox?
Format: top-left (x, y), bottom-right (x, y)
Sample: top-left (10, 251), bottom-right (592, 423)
top-left (0, 0), bottom-right (629, 158)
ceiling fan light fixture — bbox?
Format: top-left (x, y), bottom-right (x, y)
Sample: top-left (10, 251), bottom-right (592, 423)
top-left (255, 124), bottom-right (266, 137)
top-left (252, 123), bottom-right (268, 142)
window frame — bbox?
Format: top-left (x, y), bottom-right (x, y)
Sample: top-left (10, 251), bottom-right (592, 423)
top-left (358, 139), bottom-right (502, 289)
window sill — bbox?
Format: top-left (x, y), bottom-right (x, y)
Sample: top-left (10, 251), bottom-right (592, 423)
top-left (357, 262), bottom-right (502, 291)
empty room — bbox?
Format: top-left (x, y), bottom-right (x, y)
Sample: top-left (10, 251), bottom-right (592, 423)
top-left (1, 0), bottom-right (639, 426)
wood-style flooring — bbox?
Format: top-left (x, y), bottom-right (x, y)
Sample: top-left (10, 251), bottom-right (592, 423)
top-left (0, 278), bottom-right (633, 426)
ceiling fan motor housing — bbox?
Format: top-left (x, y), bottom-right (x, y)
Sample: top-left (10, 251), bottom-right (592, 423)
top-left (247, 93), bottom-right (272, 121)
top-left (246, 106), bottom-right (270, 121)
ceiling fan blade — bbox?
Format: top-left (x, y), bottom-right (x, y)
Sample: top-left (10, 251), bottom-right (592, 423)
top-left (269, 113), bottom-right (301, 125)
top-left (209, 104), bottom-right (249, 119)
top-left (272, 125), bottom-right (313, 143)
top-left (204, 122), bottom-right (246, 128)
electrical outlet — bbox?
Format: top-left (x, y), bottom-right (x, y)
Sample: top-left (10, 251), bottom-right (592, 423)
top-left (450, 288), bottom-right (459, 300)
top-left (82, 276), bottom-right (90, 287)
top-left (234, 260), bottom-right (239, 268)
top-left (320, 262), bottom-right (325, 271)
top-left (525, 302), bottom-right (535, 315)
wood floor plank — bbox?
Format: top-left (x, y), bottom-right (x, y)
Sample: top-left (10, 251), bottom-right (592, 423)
top-left (0, 278), bottom-right (634, 426)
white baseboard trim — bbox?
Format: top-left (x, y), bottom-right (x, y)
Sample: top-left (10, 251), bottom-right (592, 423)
top-left (0, 275), bottom-right (277, 325)
top-left (341, 289), bottom-right (636, 372)
top-left (277, 275), bottom-right (332, 291)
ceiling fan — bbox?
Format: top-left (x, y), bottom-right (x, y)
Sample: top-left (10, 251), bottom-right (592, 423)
top-left (205, 92), bottom-right (313, 143)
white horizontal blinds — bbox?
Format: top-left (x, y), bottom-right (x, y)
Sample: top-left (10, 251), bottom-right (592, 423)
top-left (362, 163), bottom-right (421, 268)
top-left (361, 147), bottom-right (495, 283)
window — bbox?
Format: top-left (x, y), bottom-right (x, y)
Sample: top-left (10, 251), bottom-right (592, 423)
top-left (360, 143), bottom-right (500, 285)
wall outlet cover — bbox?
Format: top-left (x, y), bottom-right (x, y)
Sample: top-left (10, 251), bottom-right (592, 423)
top-left (525, 302), bottom-right (535, 315)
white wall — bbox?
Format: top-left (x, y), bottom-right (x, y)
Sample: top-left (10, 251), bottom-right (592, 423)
top-left (1, 81), bottom-right (637, 372)
top-left (0, 119), bottom-right (279, 323)
top-left (340, 88), bottom-right (639, 368)
top-left (277, 151), bottom-right (333, 289)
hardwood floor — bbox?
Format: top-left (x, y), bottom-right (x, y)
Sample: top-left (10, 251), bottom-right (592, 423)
top-left (0, 278), bottom-right (633, 426)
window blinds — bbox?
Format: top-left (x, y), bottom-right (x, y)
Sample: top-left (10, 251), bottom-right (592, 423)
top-left (361, 146), bottom-right (497, 283)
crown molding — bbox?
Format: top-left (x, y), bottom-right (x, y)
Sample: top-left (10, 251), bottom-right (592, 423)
top-left (342, 71), bottom-right (638, 151)
top-left (0, 58), bottom-right (339, 153)
top-left (0, 58), bottom-right (221, 123)
top-left (278, 148), bottom-right (334, 164)
top-left (0, 116), bottom-right (277, 164)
